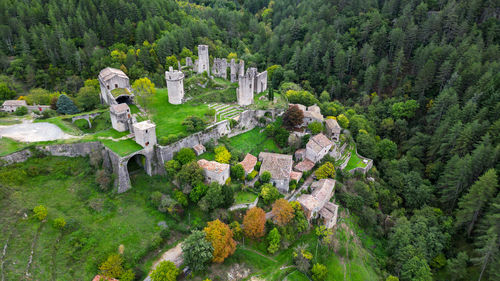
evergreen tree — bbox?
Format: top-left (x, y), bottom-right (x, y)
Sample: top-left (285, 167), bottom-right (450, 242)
top-left (56, 94), bottom-right (79, 114)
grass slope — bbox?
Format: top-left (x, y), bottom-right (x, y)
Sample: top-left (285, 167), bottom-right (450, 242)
top-left (0, 157), bottom-right (170, 280)
top-left (227, 127), bottom-right (281, 155)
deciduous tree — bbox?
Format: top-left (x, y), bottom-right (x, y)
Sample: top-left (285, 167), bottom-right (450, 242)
top-left (204, 219), bottom-right (236, 263)
top-left (267, 227), bottom-right (281, 254)
top-left (182, 230), bottom-right (213, 272)
top-left (272, 198), bottom-right (294, 226)
top-left (283, 105), bottom-right (304, 128)
top-left (243, 207), bottom-right (266, 239)
top-left (315, 162), bottom-right (335, 179)
top-left (215, 145), bottom-right (231, 164)
top-left (150, 261), bottom-right (179, 281)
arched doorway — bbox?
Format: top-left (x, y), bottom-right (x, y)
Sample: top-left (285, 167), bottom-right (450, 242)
top-left (116, 95), bottom-right (132, 104)
top-left (127, 154), bottom-right (146, 176)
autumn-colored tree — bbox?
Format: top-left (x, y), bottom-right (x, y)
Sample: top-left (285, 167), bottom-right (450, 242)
top-left (283, 105), bottom-right (304, 128)
top-left (315, 162), bottom-right (336, 179)
top-left (204, 219), bottom-right (236, 263)
top-left (243, 207), bottom-right (266, 239)
top-left (215, 145), bottom-right (231, 164)
top-left (272, 198), bottom-right (295, 226)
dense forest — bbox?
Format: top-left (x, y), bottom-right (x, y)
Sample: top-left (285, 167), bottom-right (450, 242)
top-left (1, 0), bottom-right (499, 280)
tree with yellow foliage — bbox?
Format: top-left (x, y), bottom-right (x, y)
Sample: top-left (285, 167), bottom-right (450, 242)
top-left (243, 207), bottom-right (266, 239)
top-left (132, 77), bottom-right (156, 109)
top-left (204, 219), bottom-right (236, 263)
top-left (215, 145), bottom-right (231, 164)
top-left (272, 198), bottom-right (295, 226)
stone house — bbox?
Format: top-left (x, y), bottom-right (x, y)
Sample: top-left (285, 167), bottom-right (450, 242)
top-left (325, 118), bottom-right (341, 141)
top-left (2, 100), bottom-right (27, 112)
top-left (297, 179), bottom-right (338, 228)
top-left (98, 67), bottom-right (133, 105)
top-left (305, 133), bottom-right (332, 163)
top-left (240, 153), bottom-right (257, 175)
top-left (197, 159), bottom-right (230, 185)
top-left (110, 103), bottom-right (132, 132)
top-left (133, 120), bottom-right (157, 149)
top-left (290, 171), bottom-right (303, 182)
top-left (258, 152), bottom-right (294, 193)
top-left (289, 104), bottom-right (324, 125)
top-left (193, 144), bottom-right (206, 156)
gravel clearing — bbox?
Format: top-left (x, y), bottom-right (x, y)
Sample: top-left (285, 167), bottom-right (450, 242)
top-left (0, 122), bottom-right (76, 142)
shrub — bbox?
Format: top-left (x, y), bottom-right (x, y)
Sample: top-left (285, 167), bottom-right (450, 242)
top-left (260, 171), bottom-right (271, 183)
top-left (53, 217), bottom-right (66, 229)
top-left (308, 121), bottom-right (323, 134)
top-left (175, 148), bottom-right (196, 165)
top-left (150, 260), bottom-right (179, 281)
top-left (99, 254), bottom-right (124, 279)
top-left (315, 162), bottom-right (335, 179)
top-left (231, 164), bottom-right (245, 181)
top-left (56, 94), bottom-right (79, 115)
top-left (255, 161), bottom-right (261, 171)
top-left (215, 145), bottom-right (231, 164)
top-left (246, 170), bottom-right (258, 181)
top-left (311, 263), bottom-right (328, 281)
top-left (259, 183), bottom-right (280, 205)
top-left (95, 169), bottom-right (112, 191)
top-left (14, 106), bottom-right (28, 116)
top-left (33, 205), bottom-right (48, 221)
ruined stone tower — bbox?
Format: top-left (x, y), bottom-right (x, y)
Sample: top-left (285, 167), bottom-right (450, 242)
top-left (212, 58), bottom-right (228, 79)
top-left (197, 45), bottom-right (209, 74)
top-left (165, 67), bottom-right (185, 105)
top-left (237, 68), bottom-right (257, 106)
top-left (230, 59), bottom-right (245, 83)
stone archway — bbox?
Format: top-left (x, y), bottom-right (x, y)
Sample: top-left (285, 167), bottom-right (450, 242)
top-left (127, 153), bottom-right (146, 175)
top-left (116, 95), bottom-right (132, 104)
top-left (115, 150), bottom-right (155, 193)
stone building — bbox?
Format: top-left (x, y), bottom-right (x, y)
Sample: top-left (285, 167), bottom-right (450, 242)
top-left (2, 100), bottom-right (27, 112)
top-left (325, 118), bottom-right (341, 141)
top-left (165, 67), bottom-right (185, 105)
top-left (237, 67), bottom-right (257, 106)
top-left (110, 103), bottom-right (132, 132)
top-left (303, 105), bottom-right (324, 125)
top-left (212, 58), bottom-right (228, 79)
top-left (133, 120), bottom-right (157, 149)
top-left (297, 179), bottom-right (338, 228)
top-left (230, 59), bottom-right (245, 83)
top-left (255, 71), bottom-right (268, 93)
top-left (305, 133), bottom-right (333, 163)
top-left (193, 144), bottom-right (206, 156)
top-left (240, 153), bottom-right (257, 175)
top-left (185, 57), bottom-right (193, 68)
top-left (258, 152), bottom-right (293, 193)
top-left (98, 67), bottom-right (133, 105)
top-left (197, 45), bottom-right (210, 74)
top-left (197, 159), bottom-right (230, 185)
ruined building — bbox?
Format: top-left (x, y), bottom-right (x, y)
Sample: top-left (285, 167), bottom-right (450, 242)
top-left (133, 120), bottom-right (157, 150)
top-left (98, 67), bottom-right (133, 105)
top-left (212, 58), bottom-right (228, 79)
top-left (230, 59), bottom-right (245, 83)
top-left (237, 68), bottom-right (268, 106)
top-left (197, 44), bottom-right (210, 74)
top-left (165, 67), bottom-right (185, 105)
top-left (110, 103), bottom-right (133, 132)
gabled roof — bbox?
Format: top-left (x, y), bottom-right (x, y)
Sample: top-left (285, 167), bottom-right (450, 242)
top-left (240, 153), bottom-right (257, 173)
top-left (311, 179), bottom-right (335, 200)
top-left (110, 103), bottom-right (130, 114)
top-left (303, 110), bottom-right (324, 121)
top-left (290, 171), bottom-right (303, 182)
top-left (2, 100), bottom-right (27, 106)
top-left (325, 118), bottom-right (341, 130)
top-left (258, 152), bottom-right (293, 180)
top-left (307, 105), bottom-right (321, 113)
top-left (307, 133), bottom-right (332, 153)
top-left (193, 144), bottom-right (205, 154)
top-left (294, 159), bottom-right (315, 172)
top-left (98, 67), bottom-right (129, 82)
top-left (319, 201), bottom-right (338, 221)
top-left (197, 159), bottom-right (229, 174)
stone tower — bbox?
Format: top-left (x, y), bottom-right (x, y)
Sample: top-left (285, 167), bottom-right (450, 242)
top-left (133, 120), bottom-right (157, 150)
top-left (165, 67), bottom-right (185, 105)
top-left (237, 68), bottom-right (257, 106)
top-left (230, 59), bottom-right (245, 83)
top-left (212, 58), bottom-right (228, 79)
top-left (109, 103), bottom-right (132, 132)
top-left (197, 45), bottom-right (209, 74)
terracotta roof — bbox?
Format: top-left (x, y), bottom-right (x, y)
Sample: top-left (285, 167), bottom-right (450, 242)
top-left (294, 159), bottom-right (315, 172)
top-left (98, 67), bottom-right (128, 82)
top-left (325, 118), bottom-right (341, 130)
top-left (2, 100), bottom-right (27, 106)
top-left (240, 153), bottom-right (257, 173)
top-left (258, 152), bottom-right (293, 180)
top-left (197, 159), bottom-right (229, 174)
top-left (290, 171), bottom-right (303, 182)
top-left (307, 133), bottom-right (332, 153)
top-left (193, 144), bottom-right (205, 153)
top-left (297, 194), bottom-right (322, 213)
top-left (110, 103), bottom-right (130, 113)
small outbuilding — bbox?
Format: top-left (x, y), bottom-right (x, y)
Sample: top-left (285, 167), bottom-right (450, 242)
top-left (193, 144), bottom-right (206, 156)
top-left (110, 103), bottom-right (132, 132)
top-left (325, 118), bottom-right (341, 141)
top-left (2, 100), bottom-right (27, 112)
top-left (197, 159), bottom-right (230, 185)
top-left (240, 153), bottom-right (258, 175)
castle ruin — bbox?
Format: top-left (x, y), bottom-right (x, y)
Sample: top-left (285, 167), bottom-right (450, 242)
top-left (98, 67), bottom-right (133, 105)
top-left (230, 59), bottom-right (245, 83)
top-left (165, 66), bottom-right (185, 105)
top-left (212, 58), bottom-right (228, 79)
top-left (236, 68), bottom-right (268, 106)
top-left (197, 44), bottom-right (210, 74)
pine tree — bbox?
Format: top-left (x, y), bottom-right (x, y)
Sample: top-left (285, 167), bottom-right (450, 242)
top-left (56, 94), bottom-right (79, 115)
top-left (456, 169), bottom-right (498, 237)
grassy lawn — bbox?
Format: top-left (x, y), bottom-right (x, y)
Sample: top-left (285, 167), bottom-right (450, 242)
top-left (0, 137), bottom-right (31, 156)
top-left (0, 156), bottom-right (173, 281)
top-left (148, 88), bottom-right (212, 139)
top-left (234, 191), bottom-right (258, 204)
top-left (198, 151), bottom-right (215, 161)
top-left (345, 144), bottom-right (368, 171)
top-left (251, 91), bottom-right (288, 110)
top-left (228, 127), bottom-right (281, 155)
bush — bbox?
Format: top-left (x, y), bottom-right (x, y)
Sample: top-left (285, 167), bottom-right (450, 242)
top-left (33, 205), bottom-right (48, 221)
top-left (56, 94), bottom-right (79, 115)
top-left (246, 170), bottom-right (258, 181)
top-left (151, 191), bottom-right (163, 207)
top-left (14, 106), bottom-right (28, 116)
top-left (260, 171), bottom-right (271, 183)
top-left (95, 169), bottom-right (112, 191)
top-left (175, 148), bottom-right (196, 165)
top-left (255, 161), bottom-right (261, 171)
top-left (53, 217), bottom-right (66, 229)
top-left (308, 121), bottom-right (323, 134)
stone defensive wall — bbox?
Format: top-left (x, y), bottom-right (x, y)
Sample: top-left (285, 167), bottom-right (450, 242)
top-left (348, 148), bottom-right (374, 175)
top-left (0, 108), bottom-right (284, 193)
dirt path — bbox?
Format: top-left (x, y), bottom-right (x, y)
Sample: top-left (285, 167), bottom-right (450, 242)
top-left (24, 222), bottom-right (44, 280)
top-left (143, 243), bottom-right (184, 281)
top-left (239, 245), bottom-right (278, 263)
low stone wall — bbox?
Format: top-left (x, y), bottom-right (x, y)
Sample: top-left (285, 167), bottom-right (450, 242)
top-left (228, 197), bottom-right (259, 211)
top-left (348, 149), bottom-right (373, 175)
top-left (0, 149), bottom-right (32, 166)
